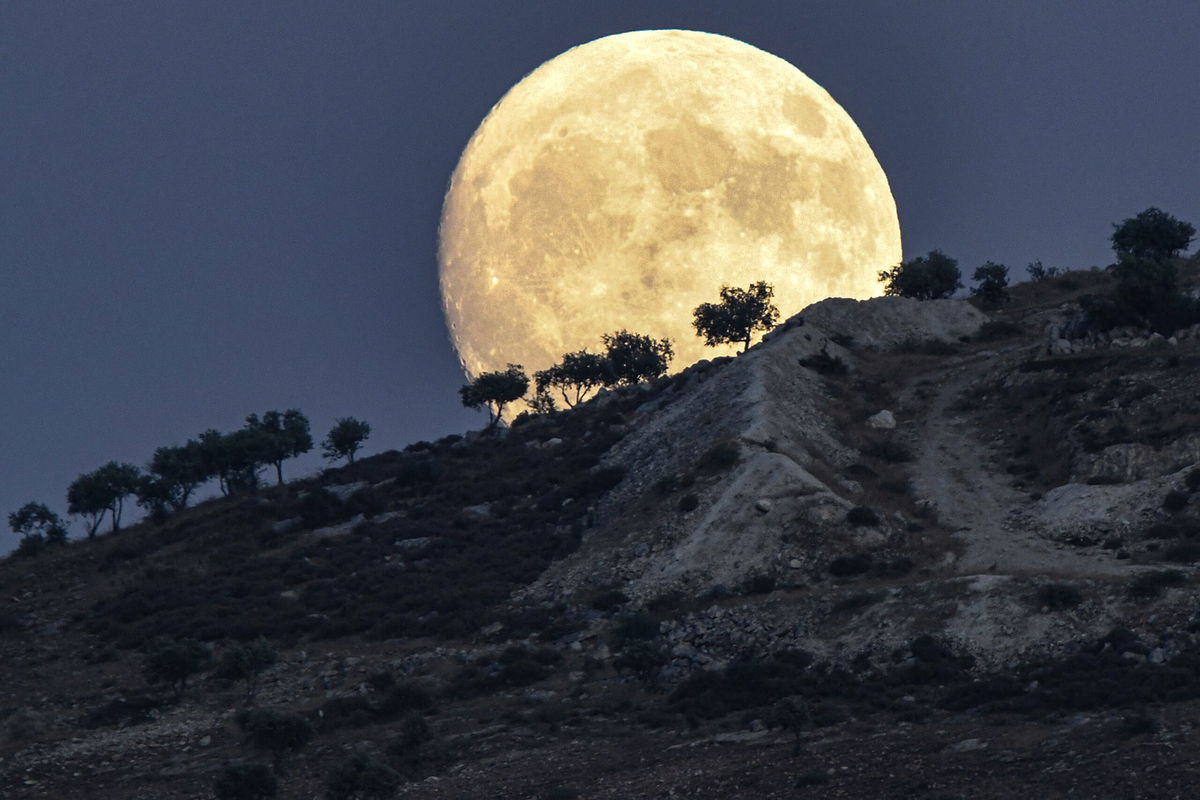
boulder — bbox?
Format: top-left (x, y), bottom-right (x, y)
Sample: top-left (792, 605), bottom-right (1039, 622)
top-left (867, 410), bottom-right (896, 430)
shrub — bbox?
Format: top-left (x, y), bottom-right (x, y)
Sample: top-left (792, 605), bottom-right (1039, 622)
top-left (385, 712), bottom-right (434, 777)
top-left (1026, 260), bottom-right (1060, 282)
top-left (970, 261), bottom-right (1010, 308)
top-left (845, 506), bottom-right (880, 526)
top-left (878, 250), bottom-right (962, 300)
top-left (613, 612), bottom-right (659, 645)
top-left (213, 762), bottom-right (278, 800)
top-left (1128, 570), bottom-right (1187, 599)
top-left (699, 440), bottom-right (740, 471)
top-left (590, 589), bottom-right (629, 612)
top-left (1163, 490), bottom-right (1189, 513)
top-left (678, 494), bottom-right (700, 513)
top-left (863, 439), bottom-right (913, 463)
top-left (828, 553), bottom-right (873, 578)
top-left (142, 638), bottom-right (210, 702)
top-left (325, 751), bottom-right (402, 800)
top-left (1034, 583), bottom-right (1083, 611)
top-left (798, 349), bottom-right (848, 376)
top-left (975, 320), bottom-right (1023, 340)
top-left (1186, 468), bottom-right (1200, 493)
top-left (216, 638), bottom-right (278, 705)
top-left (237, 708), bottom-right (313, 773)
top-left (1163, 542), bottom-right (1200, 564)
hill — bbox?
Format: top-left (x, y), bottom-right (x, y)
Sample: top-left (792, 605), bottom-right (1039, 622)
top-left (3, 263), bottom-right (1200, 799)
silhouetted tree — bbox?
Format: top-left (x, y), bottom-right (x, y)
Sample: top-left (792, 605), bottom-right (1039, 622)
top-left (601, 330), bottom-right (673, 385)
top-left (246, 410), bottom-right (313, 484)
top-left (459, 364), bottom-right (529, 427)
top-left (66, 471), bottom-right (109, 537)
top-left (8, 502), bottom-right (67, 554)
top-left (1111, 207), bottom-right (1195, 263)
top-left (213, 762), bottom-right (278, 800)
top-left (1026, 260), bottom-right (1060, 282)
top-left (68, 462), bottom-right (140, 534)
top-left (534, 350), bottom-right (608, 408)
top-left (139, 440), bottom-right (209, 515)
top-left (322, 417), bottom-right (371, 464)
top-left (143, 637), bottom-right (210, 703)
top-left (1084, 208), bottom-right (1200, 334)
top-left (200, 428), bottom-right (274, 495)
top-left (970, 261), bottom-right (1010, 308)
top-left (692, 281), bottom-right (780, 351)
top-left (237, 708), bottom-right (313, 774)
top-left (878, 250), bottom-right (962, 300)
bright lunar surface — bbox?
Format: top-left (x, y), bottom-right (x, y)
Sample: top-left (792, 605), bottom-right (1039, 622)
top-left (439, 29), bottom-right (901, 386)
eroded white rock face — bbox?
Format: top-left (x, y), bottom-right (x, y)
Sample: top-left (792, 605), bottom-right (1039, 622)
top-left (531, 295), bottom-right (989, 601)
top-left (798, 296), bottom-right (989, 350)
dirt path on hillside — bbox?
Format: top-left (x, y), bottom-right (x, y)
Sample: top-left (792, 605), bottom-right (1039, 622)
top-left (903, 352), bottom-right (1130, 577)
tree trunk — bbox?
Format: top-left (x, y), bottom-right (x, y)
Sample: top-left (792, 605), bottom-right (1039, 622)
top-left (275, 461), bottom-right (284, 485)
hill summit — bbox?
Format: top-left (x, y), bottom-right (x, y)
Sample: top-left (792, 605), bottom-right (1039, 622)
top-left (4, 263), bottom-right (1200, 799)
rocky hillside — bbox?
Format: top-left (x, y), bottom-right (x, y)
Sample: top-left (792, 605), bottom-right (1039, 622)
top-left (3, 262), bottom-right (1200, 800)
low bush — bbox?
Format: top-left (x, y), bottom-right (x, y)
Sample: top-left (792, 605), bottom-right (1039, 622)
top-left (1034, 583), bottom-right (1083, 611)
top-left (1164, 490), bottom-right (1189, 513)
top-left (236, 708), bottom-right (313, 773)
top-left (699, 440), bottom-right (740, 472)
top-left (828, 553), bottom-right (873, 578)
top-left (863, 439), bottom-right (914, 463)
top-left (678, 494), bottom-right (699, 513)
top-left (845, 506), bottom-right (880, 526)
top-left (1163, 542), bottom-right (1200, 564)
top-left (1128, 569), bottom-right (1187, 599)
top-left (798, 350), bottom-right (848, 376)
top-left (975, 320), bottom-right (1023, 340)
top-left (213, 762), bottom-right (277, 800)
top-left (325, 751), bottom-right (402, 800)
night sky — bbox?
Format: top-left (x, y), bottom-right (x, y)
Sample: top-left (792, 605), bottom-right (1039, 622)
top-left (3, 1), bottom-right (1198, 551)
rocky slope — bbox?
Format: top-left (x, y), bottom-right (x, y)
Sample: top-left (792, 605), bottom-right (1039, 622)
top-left (3, 265), bottom-right (1200, 799)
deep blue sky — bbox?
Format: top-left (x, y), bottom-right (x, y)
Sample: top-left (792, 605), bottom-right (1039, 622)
top-left (2, 1), bottom-right (1198, 551)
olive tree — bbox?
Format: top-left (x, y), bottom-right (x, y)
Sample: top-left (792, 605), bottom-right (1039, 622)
top-left (601, 330), bottom-right (673, 386)
top-left (970, 261), bottom-right (1010, 308)
top-left (1111, 207), bottom-right (1195, 263)
top-left (322, 417), bottom-right (371, 464)
top-left (143, 637), bottom-right (210, 703)
top-left (237, 708), bottom-right (313, 774)
top-left (459, 364), bottom-right (529, 427)
top-left (8, 502), bottom-right (67, 554)
top-left (534, 350), bottom-right (608, 408)
top-left (246, 410), bottom-right (313, 485)
top-left (692, 281), bottom-right (780, 352)
top-left (878, 250), bottom-right (962, 300)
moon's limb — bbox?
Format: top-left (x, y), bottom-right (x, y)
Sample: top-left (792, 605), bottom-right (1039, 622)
top-left (439, 30), bottom-right (901, 385)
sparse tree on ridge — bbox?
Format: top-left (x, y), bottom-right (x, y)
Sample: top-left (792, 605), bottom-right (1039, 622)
top-left (460, 364), bottom-right (529, 427)
top-left (93, 461), bottom-right (142, 531)
top-left (66, 472), bottom-right (109, 537)
top-left (246, 410), bottom-right (313, 485)
top-left (322, 417), bottom-right (371, 464)
top-left (139, 440), bottom-right (210, 515)
top-left (970, 261), bottom-right (1010, 309)
top-left (601, 330), bottom-right (673, 386)
top-left (1110, 207), bottom-right (1195, 263)
top-left (692, 281), bottom-right (780, 352)
top-left (8, 502), bottom-right (67, 551)
top-left (878, 250), bottom-right (962, 300)
top-left (534, 350), bottom-right (608, 408)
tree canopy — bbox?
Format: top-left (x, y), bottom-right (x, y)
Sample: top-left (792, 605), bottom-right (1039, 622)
top-left (246, 410), bottom-right (313, 485)
top-left (692, 281), bottom-right (780, 351)
top-left (878, 250), bottom-right (962, 300)
top-left (8, 501), bottom-right (67, 549)
top-left (1111, 207), bottom-right (1196, 263)
top-left (460, 364), bottom-right (529, 427)
top-left (601, 330), bottom-right (673, 386)
top-left (534, 350), bottom-right (609, 408)
top-left (970, 261), bottom-right (1010, 309)
top-left (322, 417), bottom-right (371, 464)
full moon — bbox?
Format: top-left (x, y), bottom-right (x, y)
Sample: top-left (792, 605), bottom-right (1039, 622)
top-left (439, 30), bottom-right (901, 386)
